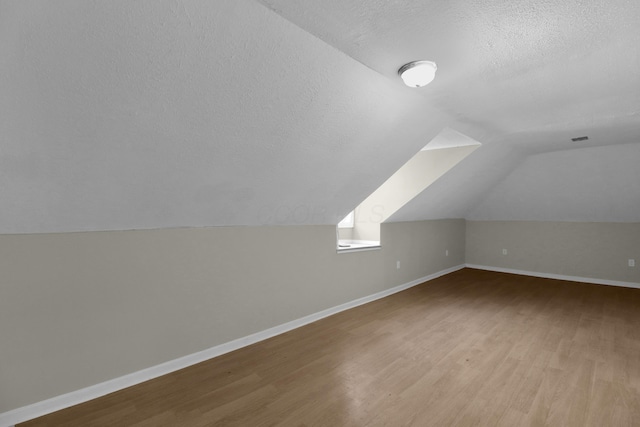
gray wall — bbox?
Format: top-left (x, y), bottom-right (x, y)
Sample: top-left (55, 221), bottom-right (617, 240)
top-left (466, 221), bottom-right (640, 283)
top-left (0, 219), bottom-right (465, 413)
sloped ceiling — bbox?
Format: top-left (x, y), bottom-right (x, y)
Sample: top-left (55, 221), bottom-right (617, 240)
top-left (467, 143), bottom-right (640, 222)
top-left (0, 0), bottom-right (450, 233)
top-left (1, 0), bottom-right (639, 233)
top-left (262, 0), bottom-right (640, 222)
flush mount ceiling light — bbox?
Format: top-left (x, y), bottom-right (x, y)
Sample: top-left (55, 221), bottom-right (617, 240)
top-left (398, 60), bottom-right (437, 87)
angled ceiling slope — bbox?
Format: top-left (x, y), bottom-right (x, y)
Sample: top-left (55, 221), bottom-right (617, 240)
top-left (468, 143), bottom-right (640, 222)
top-left (351, 129), bottom-right (481, 241)
top-left (2, 0), bottom-right (640, 234)
top-left (262, 0), bottom-right (640, 222)
top-left (0, 0), bottom-right (452, 234)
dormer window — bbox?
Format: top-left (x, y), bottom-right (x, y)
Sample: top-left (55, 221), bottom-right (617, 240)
top-left (337, 211), bottom-right (354, 229)
top-left (336, 128), bottom-right (481, 253)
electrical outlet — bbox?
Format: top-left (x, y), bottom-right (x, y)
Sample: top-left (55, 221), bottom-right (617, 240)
top-left (629, 259), bottom-right (636, 267)
top-left (396, 261), bottom-right (401, 269)
top-left (502, 249), bottom-right (508, 255)
top-left (445, 249), bottom-right (449, 256)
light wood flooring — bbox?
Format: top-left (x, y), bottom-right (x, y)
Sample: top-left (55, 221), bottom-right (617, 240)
top-left (20, 268), bottom-right (640, 426)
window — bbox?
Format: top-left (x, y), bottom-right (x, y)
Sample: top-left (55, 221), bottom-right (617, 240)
top-left (335, 128), bottom-right (481, 253)
top-left (337, 210), bottom-right (354, 228)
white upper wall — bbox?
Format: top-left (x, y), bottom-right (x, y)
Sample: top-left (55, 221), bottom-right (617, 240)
top-left (1, 0), bottom-right (640, 233)
top-left (354, 145), bottom-right (479, 240)
top-left (388, 143), bottom-right (525, 222)
top-left (0, 0), bottom-right (452, 233)
top-left (467, 143), bottom-right (640, 222)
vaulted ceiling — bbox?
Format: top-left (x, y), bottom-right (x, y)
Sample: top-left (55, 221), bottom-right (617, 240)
top-left (1, 0), bottom-right (639, 233)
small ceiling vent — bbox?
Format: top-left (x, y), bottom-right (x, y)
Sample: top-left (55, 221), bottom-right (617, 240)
top-left (571, 136), bottom-right (589, 142)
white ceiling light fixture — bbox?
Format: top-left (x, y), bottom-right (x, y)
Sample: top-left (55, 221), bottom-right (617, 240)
top-left (398, 60), bottom-right (437, 87)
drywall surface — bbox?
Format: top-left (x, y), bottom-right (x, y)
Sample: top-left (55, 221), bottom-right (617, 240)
top-left (466, 221), bottom-right (640, 283)
top-left (262, 0), bottom-right (640, 150)
top-left (353, 145), bottom-right (477, 240)
top-left (0, 0), bottom-right (450, 234)
top-left (260, 0), bottom-right (640, 224)
top-left (0, 219), bottom-right (464, 413)
top-left (467, 143), bottom-right (640, 222)
top-left (389, 142), bottom-right (524, 222)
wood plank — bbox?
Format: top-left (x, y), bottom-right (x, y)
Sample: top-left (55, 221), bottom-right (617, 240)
top-left (19, 269), bottom-right (640, 426)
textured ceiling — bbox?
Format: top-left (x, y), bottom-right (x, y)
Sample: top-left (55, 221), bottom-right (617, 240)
top-left (0, 0), bottom-right (450, 233)
top-left (260, 0), bottom-right (640, 141)
top-left (1, 0), bottom-right (639, 233)
top-left (262, 0), bottom-right (640, 223)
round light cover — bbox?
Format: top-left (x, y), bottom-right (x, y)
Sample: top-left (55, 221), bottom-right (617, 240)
top-left (398, 61), bottom-right (437, 87)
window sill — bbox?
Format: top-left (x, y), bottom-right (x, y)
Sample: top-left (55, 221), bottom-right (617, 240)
top-left (337, 240), bottom-right (381, 253)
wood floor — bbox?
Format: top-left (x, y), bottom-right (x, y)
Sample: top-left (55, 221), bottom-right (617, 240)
top-left (20, 268), bottom-right (640, 426)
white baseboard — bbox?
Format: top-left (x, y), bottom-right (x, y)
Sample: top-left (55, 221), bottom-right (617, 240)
top-left (466, 264), bottom-right (640, 289)
top-left (0, 264), bottom-right (464, 427)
